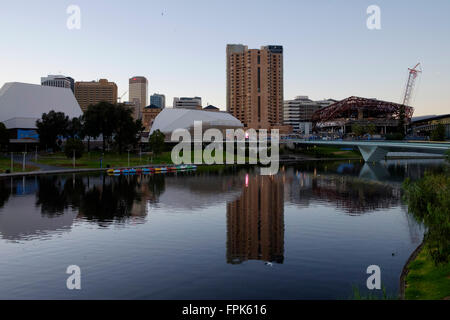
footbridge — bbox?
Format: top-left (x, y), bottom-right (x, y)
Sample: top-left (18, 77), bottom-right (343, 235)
top-left (283, 140), bottom-right (450, 162)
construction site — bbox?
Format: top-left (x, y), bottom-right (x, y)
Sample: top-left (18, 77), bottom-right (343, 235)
top-left (312, 64), bottom-right (422, 137)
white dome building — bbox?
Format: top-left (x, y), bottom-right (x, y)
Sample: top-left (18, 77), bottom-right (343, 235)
top-left (150, 108), bottom-right (244, 140)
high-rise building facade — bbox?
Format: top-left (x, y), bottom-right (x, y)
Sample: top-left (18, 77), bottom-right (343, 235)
top-left (173, 97), bottom-right (202, 110)
top-left (41, 75), bottom-right (75, 93)
top-left (74, 79), bottom-right (118, 112)
top-left (227, 44), bottom-right (284, 131)
top-left (129, 76), bottom-right (148, 118)
top-left (150, 93), bottom-right (166, 109)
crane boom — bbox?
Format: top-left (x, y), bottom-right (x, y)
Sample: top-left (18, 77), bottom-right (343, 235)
top-left (402, 63), bottom-right (422, 106)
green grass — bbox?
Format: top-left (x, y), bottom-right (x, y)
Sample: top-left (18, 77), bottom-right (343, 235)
top-left (35, 149), bottom-right (252, 169)
top-left (36, 151), bottom-right (174, 168)
top-left (0, 157), bottom-right (39, 173)
top-left (405, 247), bottom-right (450, 300)
top-left (350, 285), bottom-right (396, 300)
top-left (294, 146), bottom-right (362, 159)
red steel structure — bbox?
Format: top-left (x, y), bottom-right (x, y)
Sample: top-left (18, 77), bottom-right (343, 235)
top-left (312, 96), bottom-right (414, 132)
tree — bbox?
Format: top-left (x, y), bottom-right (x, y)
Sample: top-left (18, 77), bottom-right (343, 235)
top-left (36, 111), bottom-right (70, 151)
top-left (83, 102), bottom-right (117, 151)
top-left (64, 138), bottom-right (84, 159)
top-left (365, 124), bottom-right (377, 135)
top-left (351, 124), bottom-right (364, 137)
top-left (396, 106), bottom-right (406, 138)
top-left (67, 116), bottom-right (84, 139)
top-left (149, 130), bottom-right (165, 157)
top-left (113, 104), bottom-right (143, 154)
top-left (0, 122), bottom-right (9, 150)
top-left (430, 124), bottom-right (446, 141)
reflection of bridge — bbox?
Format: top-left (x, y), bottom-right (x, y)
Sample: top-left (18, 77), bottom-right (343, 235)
top-left (284, 140), bottom-right (450, 162)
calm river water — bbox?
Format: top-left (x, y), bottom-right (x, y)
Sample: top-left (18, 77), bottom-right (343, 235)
top-left (0, 160), bottom-right (444, 299)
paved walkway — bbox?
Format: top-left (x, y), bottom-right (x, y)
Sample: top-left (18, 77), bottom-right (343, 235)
top-left (11, 154), bottom-right (66, 171)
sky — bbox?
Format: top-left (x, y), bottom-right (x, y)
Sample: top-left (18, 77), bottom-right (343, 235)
top-left (0, 0), bottom-right (449, 116)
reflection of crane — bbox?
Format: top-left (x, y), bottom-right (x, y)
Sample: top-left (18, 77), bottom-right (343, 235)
top-left (402, 63), bottom-right (422, 106)
top-left (118, 91), bottom-right (128, 103)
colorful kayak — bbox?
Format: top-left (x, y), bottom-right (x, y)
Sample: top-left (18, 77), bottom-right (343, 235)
top-left (107, 165), bottom-right (196, 176)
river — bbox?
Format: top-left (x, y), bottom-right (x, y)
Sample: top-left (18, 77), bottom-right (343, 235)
top-left (0, 159), bottom-right (444, 299)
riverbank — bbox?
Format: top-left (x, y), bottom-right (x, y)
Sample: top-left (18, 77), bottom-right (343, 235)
top-left (401, 162), bottom-right (450, 300)
top-left (401, 243), bottom-right (450, 300)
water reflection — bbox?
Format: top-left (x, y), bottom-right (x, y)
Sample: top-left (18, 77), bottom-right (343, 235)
top-left (227, 175), bottom-right (285, 264)
top-left (0, 159), bottom-right (444, 243)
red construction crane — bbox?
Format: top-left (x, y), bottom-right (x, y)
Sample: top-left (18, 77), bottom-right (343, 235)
top-left (402, 63), bottom-right (422, 106)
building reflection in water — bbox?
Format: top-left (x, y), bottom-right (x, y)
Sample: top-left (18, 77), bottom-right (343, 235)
top-left (226, 174), bottom-right (285, 265)
top-left (0, 159), bottom-right (442, 244)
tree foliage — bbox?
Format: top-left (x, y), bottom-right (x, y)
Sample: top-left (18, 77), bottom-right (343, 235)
top-left (64, 138), bottom-right (84, 159)
top-left (430, 124), bottom-right (446, 141)
top-left (83, 102), bottom-right (117, 151)
top-left (113, 104), bottom-right (143, 154)
top-left (149, 130), bottom-right (165, 156)
top-left (36, 111), bottom-right (70, 151)
top-left (0, 122), bottom-right (9, 150)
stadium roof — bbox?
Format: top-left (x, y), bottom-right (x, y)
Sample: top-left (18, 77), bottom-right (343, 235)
top-left (150, 108), bottom-right (243, 135)
top-left (312, 96), bottom-right (414, 123)
top-left (0, 82), bottom-right (82, 127)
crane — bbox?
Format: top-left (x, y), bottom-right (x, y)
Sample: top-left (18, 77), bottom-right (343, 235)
top-left (118, 91), bottom-right (128, 103)
top-left (402, 63), bottom-right (422, 106)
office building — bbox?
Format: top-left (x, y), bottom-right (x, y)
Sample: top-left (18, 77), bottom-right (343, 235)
top-left (227, 44), bottom-right (286, 131)
top-left (150, 93), bottom-right (166, 109)
top-left (283, 96), bottom-right (336, 134)
top-left (74, 79), bottom-right (118, 112)
top-left (129, 76), bottom-right (148, 117)
top-left (173, 97), bottom-right (202, 110)
top-left (142, 104), bottom-right (163, 132)
top-left (41, 75), bottom-right (75, 93)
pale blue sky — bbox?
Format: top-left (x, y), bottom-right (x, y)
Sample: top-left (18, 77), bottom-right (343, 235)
top-left (1, 0), bottom-right (449, 116)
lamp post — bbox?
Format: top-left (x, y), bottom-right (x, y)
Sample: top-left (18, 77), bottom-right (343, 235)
top-left (22, 152), bottom-right (27, 171)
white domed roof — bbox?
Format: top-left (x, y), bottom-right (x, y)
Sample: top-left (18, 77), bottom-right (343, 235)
top-left (150, 108), bottom-right (243, 135)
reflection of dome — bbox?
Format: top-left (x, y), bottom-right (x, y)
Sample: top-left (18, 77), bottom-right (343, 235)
top-left (0, 195), bottom-right (77, 241)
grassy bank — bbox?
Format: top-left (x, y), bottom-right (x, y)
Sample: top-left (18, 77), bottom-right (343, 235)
top-left (35, 150), bottom-right (251, 170)
top-left (0, 157), bottom-right (39, 173)
top-left (36, 151), bottom-right (174, 168)
top-left (405, 247), bottom-right (450, 300)
top-left (402, 159), bottom-right (450, 300)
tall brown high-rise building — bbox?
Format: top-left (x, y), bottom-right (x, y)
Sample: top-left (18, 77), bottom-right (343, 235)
top-left (227, 44), bottom-right (284, 130)
top-left (74, 79), bottom-right (118, 112)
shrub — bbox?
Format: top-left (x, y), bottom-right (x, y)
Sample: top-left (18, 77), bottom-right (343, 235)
top-left (64, 138), bottom-right (84, 159)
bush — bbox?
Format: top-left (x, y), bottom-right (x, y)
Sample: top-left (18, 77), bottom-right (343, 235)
top-left (64, 138), bottom-right (84, 159)
top-left (385, 132), bottom-right (404, 140)
top-left (430, 124), bottom-right (446, 141)
top-left (403, 171), bottom-right (450, 264)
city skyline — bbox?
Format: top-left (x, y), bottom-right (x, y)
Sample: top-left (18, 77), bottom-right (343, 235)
top-left (1, 0), bottom-right (449, 116)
